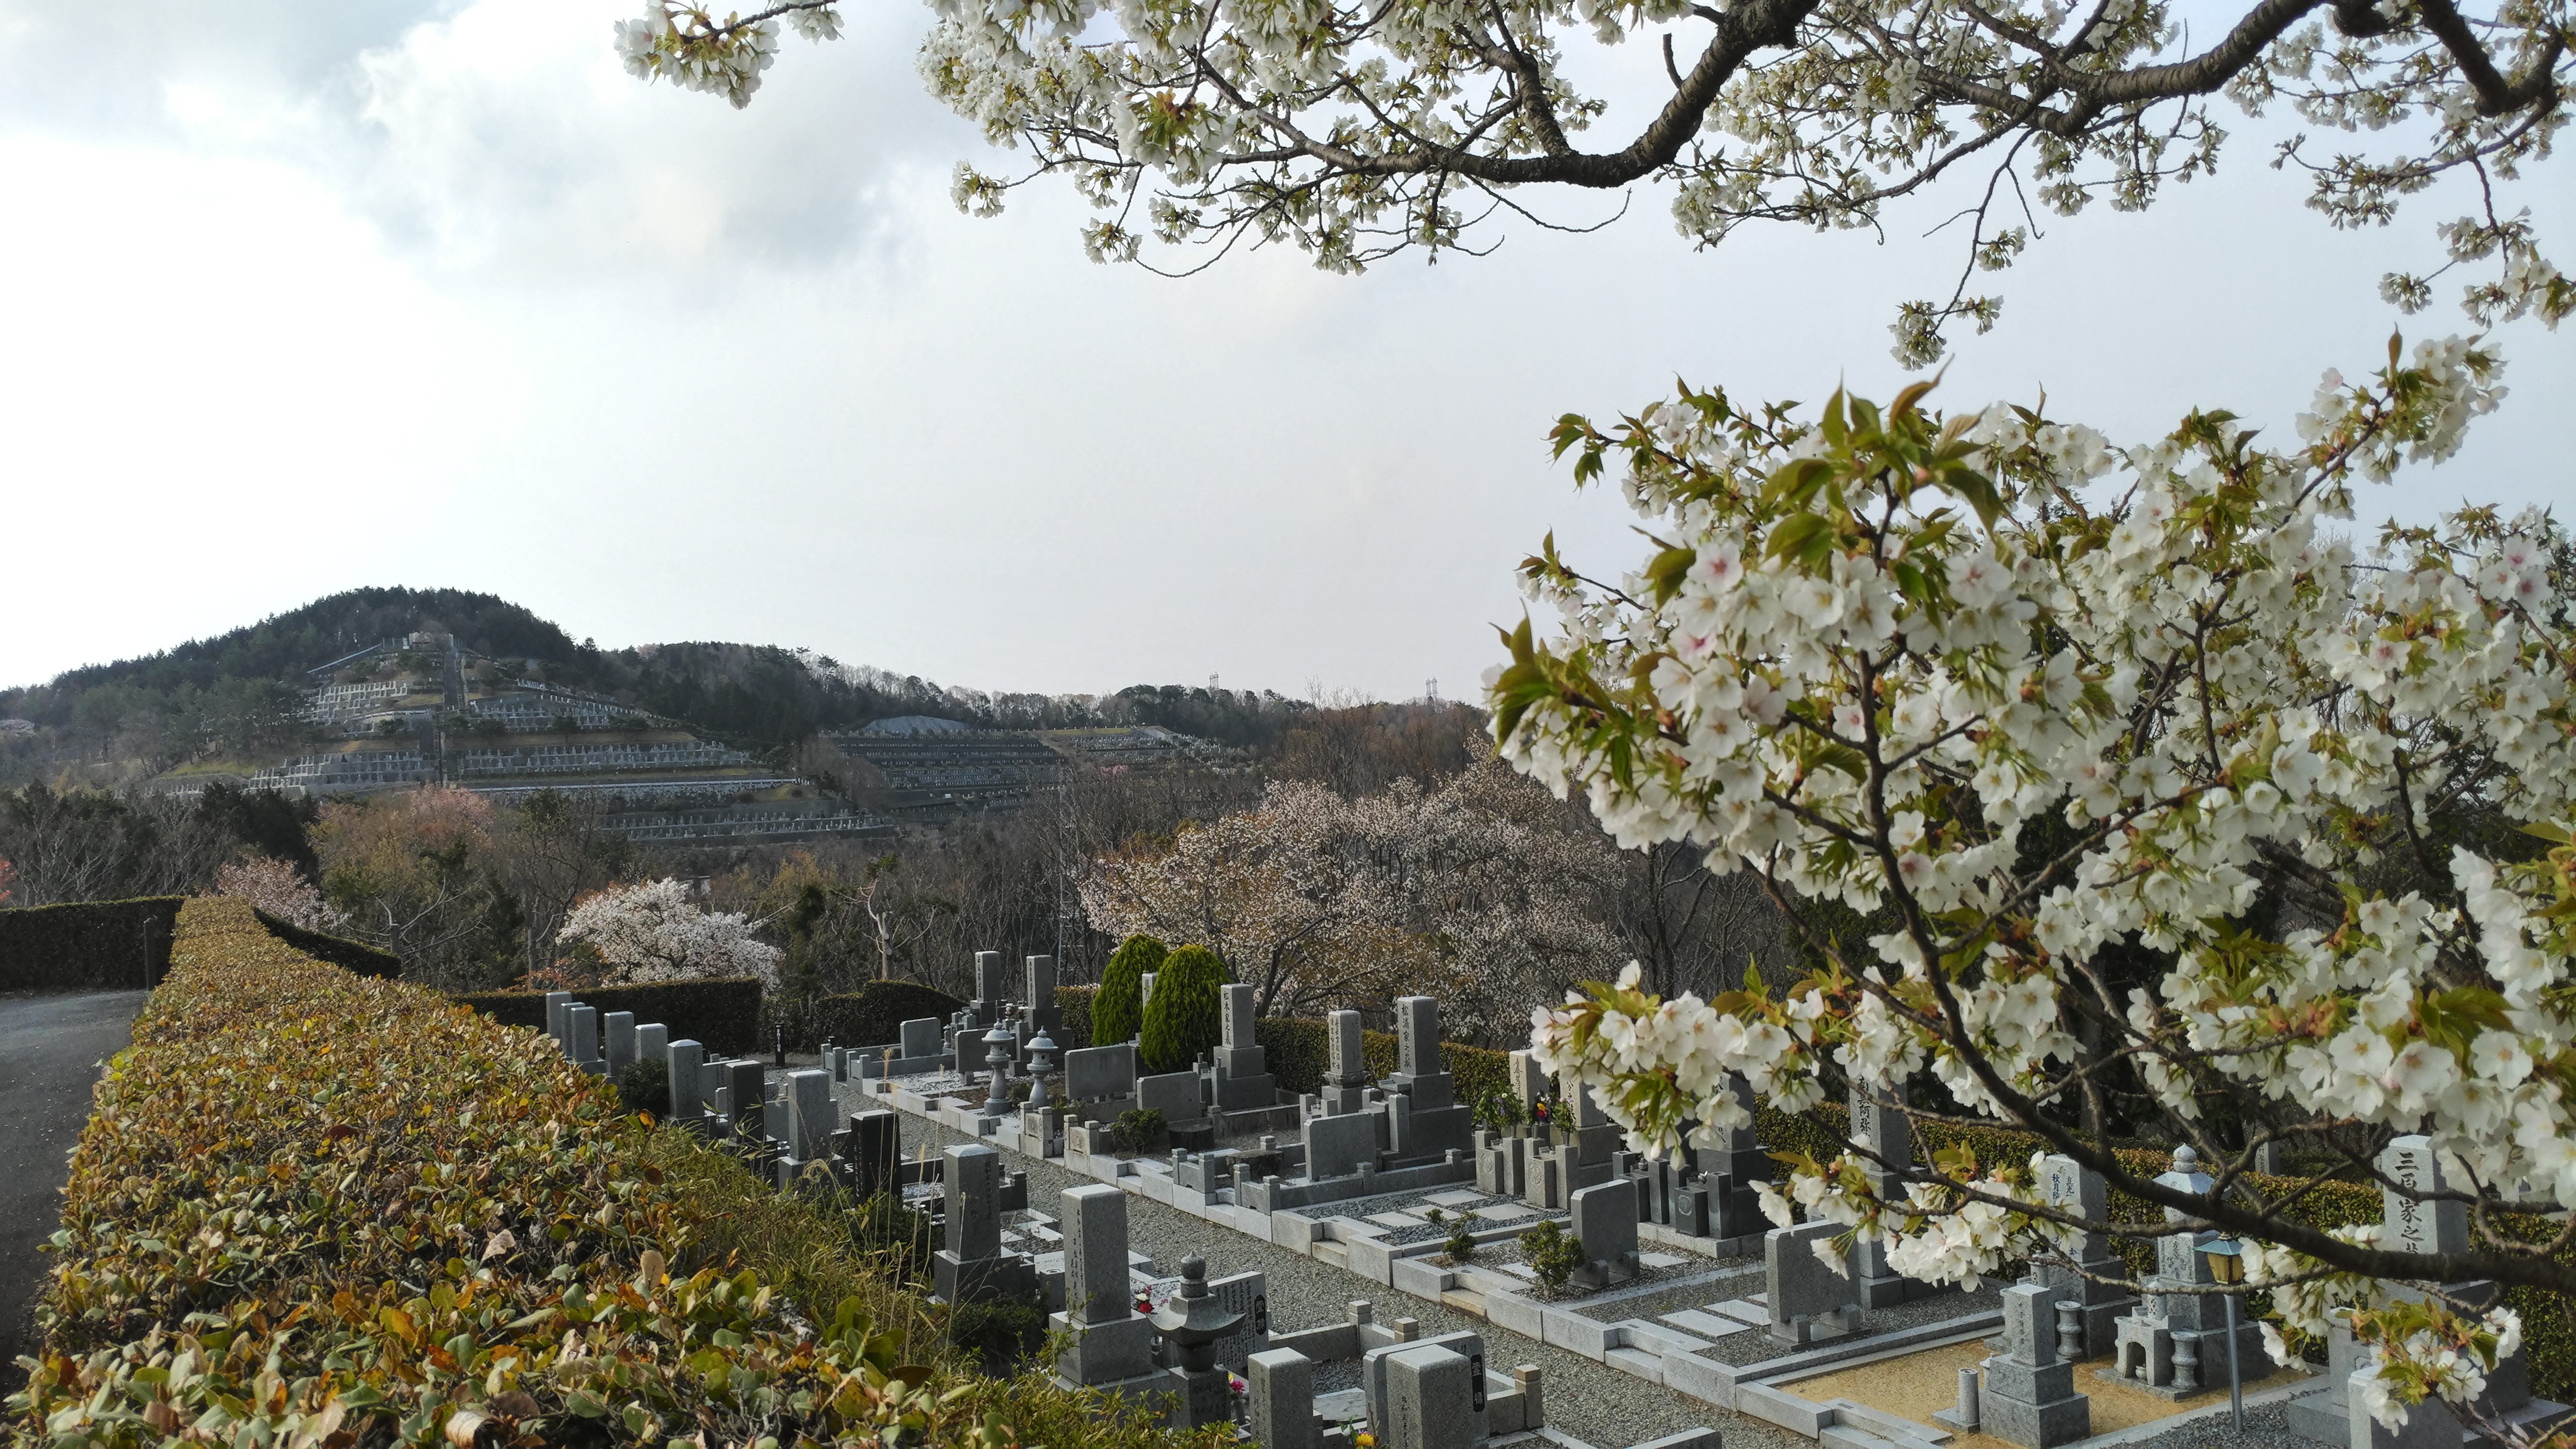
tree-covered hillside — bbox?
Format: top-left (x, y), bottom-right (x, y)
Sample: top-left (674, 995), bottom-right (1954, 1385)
top-left (0, 587), bottom-right (1319, 785)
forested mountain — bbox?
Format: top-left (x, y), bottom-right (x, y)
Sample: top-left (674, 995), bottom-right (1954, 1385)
top-left (0, 587), bottom-right (1317, 784)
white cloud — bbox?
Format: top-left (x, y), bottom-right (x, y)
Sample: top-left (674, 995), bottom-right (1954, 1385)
top-left (0, 0), bottom-right (2564, 704)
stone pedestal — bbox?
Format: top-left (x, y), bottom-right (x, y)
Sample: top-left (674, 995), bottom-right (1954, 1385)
top-left (1985, 1282), bottom-right (2091, 1448)
top-left (1248, 1348), bottom-right (1318, 1449)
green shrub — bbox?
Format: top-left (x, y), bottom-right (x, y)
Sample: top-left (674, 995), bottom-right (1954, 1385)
top-left (619, 1055), bottom-right (671, 1115)
top-left (251, 907), bottom-right (401, 978)
top-left (1520, 1218), bottom-right (1586, 1295)
top-left (1445, 1221), bottom-right (1479, 1261)
top-left (1094, 934), bottom-right (1164, 1046)
top-left (1140, 943), bottom-right (1226, 1074)
top-left (1108, 1108), bottom-right (1167, 1155)
top-left (806, 979), bottom-right (963, 1051)
top-left (948, 1295), bottom-right (1048, 1371)
top-left (1054, 983), bottom-right (1097, 1050)
top-left (0, 896), bottom-right (181, 992)
top-left (450, 976), bottom-right (764, 1054)
top-left (1475, 1089), bottom-right (1526, 1134)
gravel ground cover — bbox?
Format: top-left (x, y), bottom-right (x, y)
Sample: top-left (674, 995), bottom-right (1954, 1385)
top-left (880, 1106), bottom-right (1773, 1449)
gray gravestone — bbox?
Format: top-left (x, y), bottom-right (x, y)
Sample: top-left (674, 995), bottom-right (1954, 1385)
top-left (944, 1143), bottom-right (1003, 1261)
top-left (2037, 1153), bottom-right (2133, 1355)
top-left (1384, 1344), bottom-right (1476, 1449)
top-left (1365, 1331), bottom-right (1487, 1441)
top-left (2379, 1136), bottom-right (2468, 1257)
top-left (1305, 1109), bottom-right (1380, 1179)
top-left (845, 1109), bottom-right (898, 1198)
top-left (899, 1016), bottom-right (942, 1059)
top-left (724, 1059), bottom-right (767, 1141)
top-left (566, 1005), bottom-right (602, 1074)
top-left (1207, 1268), bottom-right (1270, 1370)
top-left (1137, 1069), bottom-right (1203, 1124)
top-left (1767, 1220), bottom-right (1857, 1342)
top-left (545, 991), bottom-right (572, 1042)
top-left (1213, 983), bottom-right (1276, 1109)
top-left (603, 1012), bottom-right (637, 1078)
top-left (666, 1039), bottom-right (704, 1122)
top-left (974, 950), bottom-right (1007, 1007)
top-left (1065, 1042), bottom-right (1138, 1103)
top-left (1569, 1177), bottom-right (1639, 1289)
top-left (1323, 1009), bottom-right (1370, 1113)
top-left (1062, 1184), bottom-right (1132, 1323)
top-left (1984, 1281), bottom-right (2090, 1447)
top-left (635, 1022), bottom-right (667, 1075)
top-left (1248, 1348), bottom-right (1318, 1449)
top-left (785, 1069), bottom-right (833, 1160)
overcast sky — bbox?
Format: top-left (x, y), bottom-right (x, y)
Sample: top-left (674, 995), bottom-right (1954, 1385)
top-left (0, 1), bottom-right (2564, 703)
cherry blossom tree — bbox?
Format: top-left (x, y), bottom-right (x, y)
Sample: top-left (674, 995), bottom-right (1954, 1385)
top-left (209, 855), bottom-right (349, 934)
top-left (613, 0), bottom-right (2565, 361)
top-left (1081, 761), bottom-right (1624, 1038)
top-left (1487, 333), bottom-right (2569, 1433)
top-left (558, 878), bottom-right (784, 987)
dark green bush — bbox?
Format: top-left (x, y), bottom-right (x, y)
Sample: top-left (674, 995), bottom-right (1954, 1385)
top-left (807, 980), bottom-right (963, 1051)
top-left (1053, 984), bottom-right (1096, 1050)
top-left (1140, 944), bottom-right (1225, 1074)
top-left (619, 1056), bottom-right (671, 1115)
top-left (1520, 1218), bottom-right (1585, 1295)
top-left (252, 908), bottom-right (401, 978)
top-left (948, 1295), bottom-right (1047, 1371)
top-left (1108, 1108), bottom-right (1167, 1155)
top-left (1093, 935), bottom-right (1163, 1047)
top-left (449, 977), bottom-right (764, 1054)
top-left (0, 897), bottom-right (181, 992)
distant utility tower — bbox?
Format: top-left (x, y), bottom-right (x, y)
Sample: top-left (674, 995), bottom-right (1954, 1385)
top-left (1426, 677), bottom-right (1439, 702)
top-left (1209, 672), bottom-right (1220, 694)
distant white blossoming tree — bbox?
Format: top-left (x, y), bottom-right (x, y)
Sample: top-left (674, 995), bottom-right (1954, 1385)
top-left (1487, 335), bottom-right (2570, 1434)
top-left (557, 878), bottom-right (783, 987)
top-left (612, 0), bottom-right (2564, 362)
top-left (211, 855), bottom-right (349, 934)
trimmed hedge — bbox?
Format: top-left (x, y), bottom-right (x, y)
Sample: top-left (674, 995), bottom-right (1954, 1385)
top-left (0, 897), bottom-right (181, 993)
top-left (450, 977), bottom-right (764, 1055)
top-left (808, 980), bottom-right (964, 1051)
top-left (1141, 944), bottom-right (1226, 1075)
top-left (13, 896), bottom-right (1220, 1449)
top-left (250, 908), bottom-right (402, 978)
top-left (1054, 984), bottom-right (1096, 1051)
top-left (1094, 935), bottom-right (1163, 1048)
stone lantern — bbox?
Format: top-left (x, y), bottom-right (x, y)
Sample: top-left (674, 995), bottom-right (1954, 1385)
top-left (982, 1022), bottom-right (1017, 1115)
top-left (1026, 1027), bottom-right (1058, 1109)
top-left (1150, 1254), bottom-right (1243, 1427)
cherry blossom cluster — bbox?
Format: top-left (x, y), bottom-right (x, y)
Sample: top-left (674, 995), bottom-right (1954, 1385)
top-left (558, 877), bottom-right (782, 986)
top-left (615, 4), bottom-right (841, 109)
top-left (1493, 336), bottom-right (2568, 1426)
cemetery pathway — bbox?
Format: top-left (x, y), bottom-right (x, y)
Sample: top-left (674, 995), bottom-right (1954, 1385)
top-left (0, 990), bottom-right (148, 1394)
top-left (891, 1113), bottom-right (1797, 1449)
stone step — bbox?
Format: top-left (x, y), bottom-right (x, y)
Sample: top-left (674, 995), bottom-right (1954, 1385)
top-left (1663, 1308), bottom-right (1758, 1339)
top-left (1709, 1298), bottom-right (1770, 1326)
top-left (1604, 1346), bottom-right (1667, 1382)
top-left (1619, 1320), bottom-right (1715, 1357)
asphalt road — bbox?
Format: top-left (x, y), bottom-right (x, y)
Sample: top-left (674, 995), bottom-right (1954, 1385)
top-left (0, 991), bottom-right (147, 1394)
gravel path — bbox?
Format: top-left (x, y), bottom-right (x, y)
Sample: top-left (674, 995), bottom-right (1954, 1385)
top-left (878, 1104), bottom-right (1788, 1449)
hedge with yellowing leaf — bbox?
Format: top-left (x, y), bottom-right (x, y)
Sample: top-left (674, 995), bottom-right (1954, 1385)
top-left (5, 898), bottom-right (1220, 1449)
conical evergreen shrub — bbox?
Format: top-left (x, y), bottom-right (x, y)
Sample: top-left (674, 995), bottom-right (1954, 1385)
top-left (1140, 943), bottom-right (1227, 1075)
top-left (1093, 934), bottom-right (1164, 1047)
